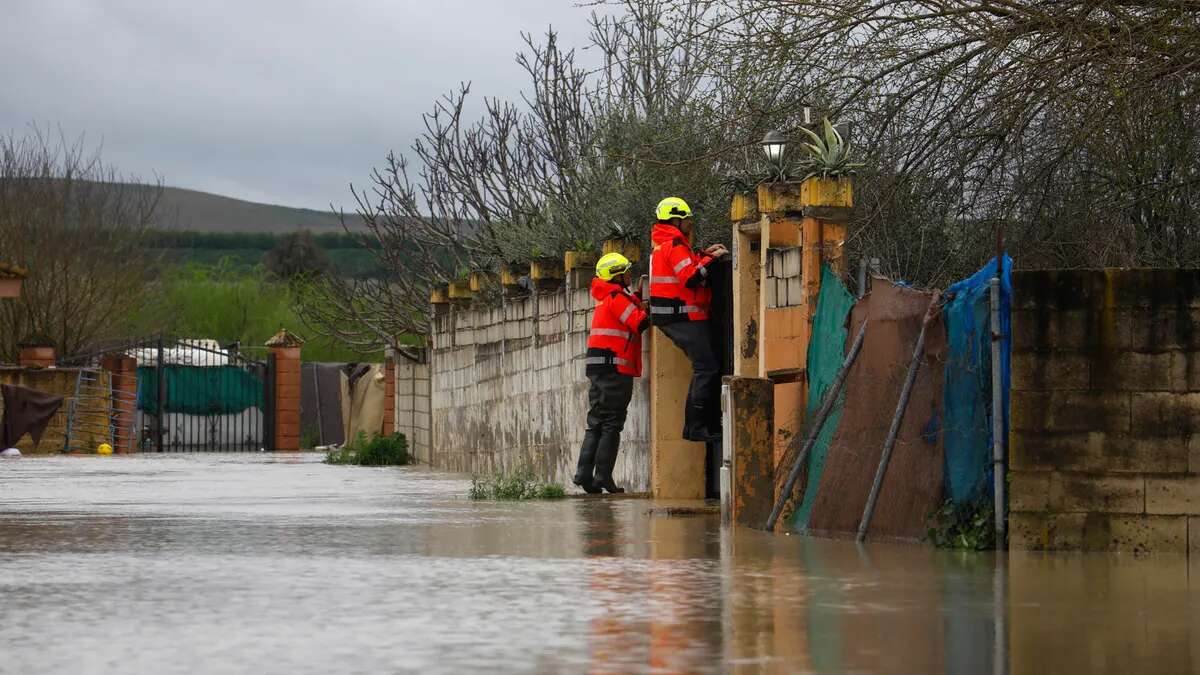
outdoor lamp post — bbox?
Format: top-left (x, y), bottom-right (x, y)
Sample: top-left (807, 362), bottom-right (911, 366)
top-left (761, 129), bottom-right (787, 179)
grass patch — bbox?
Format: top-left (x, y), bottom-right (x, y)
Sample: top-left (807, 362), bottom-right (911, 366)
top-left (468, 466), bottom-right (566, 501)
top-left (325, 432), bottom-right (410, 466)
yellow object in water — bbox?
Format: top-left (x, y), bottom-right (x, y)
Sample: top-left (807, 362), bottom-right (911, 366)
top-left (97, 443), bottom-right (113, 456)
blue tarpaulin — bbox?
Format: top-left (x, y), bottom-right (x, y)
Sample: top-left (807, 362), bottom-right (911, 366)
top-left (941, 255), bottom-right (1012, 505)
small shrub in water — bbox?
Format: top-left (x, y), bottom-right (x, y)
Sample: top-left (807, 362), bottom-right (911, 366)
top-left (927, 498), bottom-right (995, 550)
top-left (325, 432), bottom-right (410, 466)
top-left (468, 466), bottom-right (566, 501)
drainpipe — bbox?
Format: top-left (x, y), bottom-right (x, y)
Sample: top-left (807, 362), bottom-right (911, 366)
top-left (990, 277), bottom-right (1006, 547)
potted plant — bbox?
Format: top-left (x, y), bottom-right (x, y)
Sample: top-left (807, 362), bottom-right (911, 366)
top-left (728, 181), bottom-right (759, 223)
top-left (429, 284), bottom-right (450, 304)
top-left (448, 279), bottom-right (474, 300)
top-left (795, 118), bottom-right (860, 207)
top-left (563, 238), bottom-right (599, 273)
top-left (601, 224), bottom-right (642, 262)
top-left (529, 247), bottom-right (564, 282)
top-left (469, 270), bottom-right (496, 293)
top-left (0, 261), bottom-right (27, 299)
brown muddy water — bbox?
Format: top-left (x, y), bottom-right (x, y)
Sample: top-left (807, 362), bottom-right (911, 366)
top-left (0, 454), bottom-right (1194, 674)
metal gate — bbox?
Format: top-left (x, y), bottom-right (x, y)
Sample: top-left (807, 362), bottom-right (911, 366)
top-left (62, 338), bottom-right (274, 452)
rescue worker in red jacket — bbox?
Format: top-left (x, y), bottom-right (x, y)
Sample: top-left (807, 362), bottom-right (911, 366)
top-left (575, 252), bottom-right (650, 494)
top-left (649, 196), bottom-right (728, 442)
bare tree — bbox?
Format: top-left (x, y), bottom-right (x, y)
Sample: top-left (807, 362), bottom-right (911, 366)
top-left (299, 2), bottom-right (736, 353)
top-left (648, 0), bottom-right (1200, 283)
top-left (0, 128), bottom-right (161, 360)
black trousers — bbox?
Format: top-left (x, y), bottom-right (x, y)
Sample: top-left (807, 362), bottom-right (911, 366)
top-left (660, 320), bottom-right (720, 418)
top-left (586, 371), bottom-right (635, 434)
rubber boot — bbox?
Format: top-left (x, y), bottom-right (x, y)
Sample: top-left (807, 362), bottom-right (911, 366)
top-left (682, 404), bottom-right (721, 443)
top-left (573, 430), bottom-right (603, 494)
top-left (593, 431), bottom-right (625, 494)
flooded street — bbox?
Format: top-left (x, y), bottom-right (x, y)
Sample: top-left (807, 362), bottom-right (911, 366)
top-left (0, 455), bottom-right (1194, 674)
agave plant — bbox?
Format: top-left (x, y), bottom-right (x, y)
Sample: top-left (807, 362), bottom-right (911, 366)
top-left (796, 118), bottom-right (864, 180)
top-left (605, 222), bottom-right (636, 242)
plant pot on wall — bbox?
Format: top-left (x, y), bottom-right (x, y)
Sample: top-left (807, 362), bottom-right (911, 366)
top-left (529, 257), bottom-right (564, 281)
top-left (448, 280), bottom-right (474, 300)
top-left (799, 176), bottom-right (853, 208)
top-left (469, 271), bottom-right (495, 293)
top-left (730, 191), bottom-right (758, 222)
top-left (500, 263), bottom-right (528, 291)
top-left (601, 239), bottom-right (641, 262)
top-left (430, 285), bottom-right (450, 305)
top-left (563, 250), bottom-right (598, 273)
top-left (0, 261), bottom-right (27, 299)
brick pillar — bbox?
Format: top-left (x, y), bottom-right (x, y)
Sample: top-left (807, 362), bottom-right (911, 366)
top-left (18, 344), bottom-right (55, 368)
top-left (101, 354), bottom-right (137, 453)
top-left (265, 329), bottom-right (304, 451)
top-left (383, 351), bottom-right (396, 436)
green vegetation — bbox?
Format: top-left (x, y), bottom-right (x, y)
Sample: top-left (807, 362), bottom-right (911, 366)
top-left (300, 427), bottom-right (320, 450)
top-left (145, 230), bottom-right (388, 279)
top-left (144, 230), bottom-right (380, 251)
top-left (325, 432), bottom-right (410, 466)
top-left (927, 499), bottom-right (995, 550)
top-left (468, 466), bottom-right (567, 501)
top-left (135, 260), bottom-right (382, 362)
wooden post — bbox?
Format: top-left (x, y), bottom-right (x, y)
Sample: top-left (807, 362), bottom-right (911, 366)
top-left (265, 328), bottom-right (304, 452)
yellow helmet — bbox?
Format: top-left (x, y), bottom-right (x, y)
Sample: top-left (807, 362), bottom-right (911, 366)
top-left (655, 196), bottom-right (692, 221)
top-left (596, 252), bottom-right (632, 281)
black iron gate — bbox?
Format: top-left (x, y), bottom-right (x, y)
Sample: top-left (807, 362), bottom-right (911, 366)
top-left (139, 338), bottom-right (274, 452)
top-left (63, 337), bottom-right (275, 452)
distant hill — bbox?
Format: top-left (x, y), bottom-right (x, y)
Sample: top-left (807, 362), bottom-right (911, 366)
top-left (149, 185), bottom-right (360, 233)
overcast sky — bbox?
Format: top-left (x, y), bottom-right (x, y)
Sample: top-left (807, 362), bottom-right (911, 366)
top-left (1, 1), bottom-right (596, 210)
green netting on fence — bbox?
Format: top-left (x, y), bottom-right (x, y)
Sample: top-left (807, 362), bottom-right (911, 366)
top-left (137, 365), bottom-right (264, 415)
top-left (790, 265), bottom-right (855, 531)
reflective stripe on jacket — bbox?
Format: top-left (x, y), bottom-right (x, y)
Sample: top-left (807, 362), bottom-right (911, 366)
top-left (586, 277), bottom-right (649, 377)
top-left (649, 222), bottom-right (712, 324)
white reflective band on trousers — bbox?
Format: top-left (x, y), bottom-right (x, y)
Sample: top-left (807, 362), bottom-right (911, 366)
top-left (585, 356), bottom-right (631, 366)
top-left (650, 305), bottom-right (701, 314)
top-left (591, 328), bottom-right (633, 339)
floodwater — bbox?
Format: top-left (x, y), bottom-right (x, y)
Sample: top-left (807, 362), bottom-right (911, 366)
top-left (0, 455), bottom-right (1195, 674)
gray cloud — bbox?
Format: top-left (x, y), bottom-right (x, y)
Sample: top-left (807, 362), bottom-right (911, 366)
top-left (0, 0), bottom-right (595, 210)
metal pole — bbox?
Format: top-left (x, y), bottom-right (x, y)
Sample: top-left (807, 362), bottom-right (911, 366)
top-left (312, 363), bottom-right (324, 446)
top-left (857, 297), bottom-right (938, 542)
top-left (857, 257), bottom-right (868, 299)
top-left (765, 318), bottom-right (869, 531)
top-left (155, 336), bottom-right (165, 453)
top-left (990, 277), bottom-right (1006, 546)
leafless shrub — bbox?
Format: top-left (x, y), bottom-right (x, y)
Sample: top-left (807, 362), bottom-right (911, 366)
top-left (0, 128), bottom-right (161, 360)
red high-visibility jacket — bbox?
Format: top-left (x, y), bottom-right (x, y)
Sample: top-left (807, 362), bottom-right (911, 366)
top-left (586, 277), bottom-right (649, 377)
top-left (649, 222), bottom-right (714, 324)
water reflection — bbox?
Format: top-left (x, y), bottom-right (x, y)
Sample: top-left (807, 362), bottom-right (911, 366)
top-left (0, 455), bottom-right (1194, 673)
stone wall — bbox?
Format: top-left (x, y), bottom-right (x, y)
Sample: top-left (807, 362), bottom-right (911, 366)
top-left (424, 286), bottom-right (651, 491)
top-left (1009, 269), bottom-right (1200, 554)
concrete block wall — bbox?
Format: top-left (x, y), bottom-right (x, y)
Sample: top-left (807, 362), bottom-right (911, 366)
top-left (395, 356), bottom-right (431, 463)
top-left (424, 287), bottom-right (651, 491)
top-left (1009, 269), bottom-right (1200, 554)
